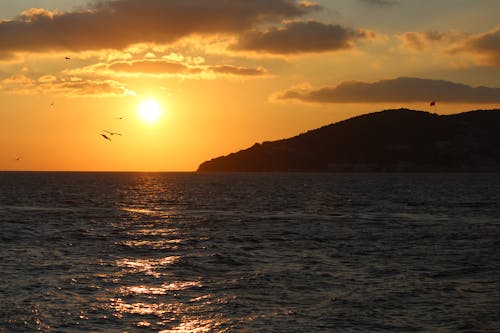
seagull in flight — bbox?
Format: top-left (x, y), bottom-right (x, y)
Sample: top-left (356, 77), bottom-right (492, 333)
top-left (103, 130), bottom-right (122, 136)
top-left (100, 134), bottom-right (112, 142)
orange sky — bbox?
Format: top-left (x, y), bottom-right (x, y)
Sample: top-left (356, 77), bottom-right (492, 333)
top-left (1, 0), bottom-right (499, 171)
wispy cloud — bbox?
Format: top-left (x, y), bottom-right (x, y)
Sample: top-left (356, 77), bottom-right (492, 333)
top-left (399, 26), bottom-right (500, 67)
top-left (231, 21), bottom-right (373, 55)
top-left (0, 52), bottom-right (20, 62)
top-left (358, 0), bottom-right (398, 6)
top-left (450, 26), bottom-right (500, 67)
top-left (400, 31), bottom-right (467, 51)
top-left (0, 74), bottom-right (134, 97)
top-left (209, 65), bottom-right (268, 76)
top-left (0, 0), bottom-right (320, 56)
top-left (64, 58), bottom-right (268, 78)
top-left (108, 60), bottom-right (198, 75)
top-left (273, 77), bottom-right (500, 103)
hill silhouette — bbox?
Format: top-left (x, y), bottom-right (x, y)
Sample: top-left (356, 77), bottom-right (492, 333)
top-left (197, 109), bottom-right (500, 172)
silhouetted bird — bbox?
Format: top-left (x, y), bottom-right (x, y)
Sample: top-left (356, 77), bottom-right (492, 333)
top-left (100, 134), bottom-right (112, 142)
top-left (65, 56), bottom-right (71, 60)
top-left (116, 117), bottom-right (124, 120)
top-left (430, 101), bottom-right (436, 106)
top-left (103, 130), bottom-right (122, 136)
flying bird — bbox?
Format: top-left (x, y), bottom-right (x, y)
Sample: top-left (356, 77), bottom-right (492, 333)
top-left (103, 130), bottom-right (122, 136)
top-left (100, 134), bottom-right (112, 142)
top-left (116, 117), bottom-right (124, 120)
top-left (430, 101), bottom-right (436, 106)
top-left (65, 56), bottom-right (71, 60)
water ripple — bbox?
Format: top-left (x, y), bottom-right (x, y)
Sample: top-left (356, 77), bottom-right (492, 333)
top-left (1, 172), bottom-right (499, 332)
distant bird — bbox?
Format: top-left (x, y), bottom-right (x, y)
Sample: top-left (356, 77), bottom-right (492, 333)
top-left (65, 56), bottom-right (71, 60)
top-left (103, 130), bottom-right (122, 136)
top-left (100, 134), bottom-right (112, 142)
top-left (116, 117), bottom-right (124, 120)
top-left (15, 157), bottom-right (21, 161)
top-left (430, 101), bottom-right (436, 106)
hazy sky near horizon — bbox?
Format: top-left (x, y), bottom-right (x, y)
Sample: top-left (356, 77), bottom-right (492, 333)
top-left (1, 0), bottom-right (499, 171)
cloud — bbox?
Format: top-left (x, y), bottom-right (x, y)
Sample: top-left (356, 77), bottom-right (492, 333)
top-left (109, 60), bottom-right (197, 75)
top-left (451, 26), bottom-right (500, 67)
top-left (64, 59), bottom-right (268, 78)
top-left (0, 0), bottom-right (320, 54)
top-left (209, 65), bottom-right (268, 76)
top-left (399, 27), bottom-right (499, 67)
top-left (231, 21), bottom-right (373, 54)
top-left (400, 31), bottom-right (461, 51)
top-left (0, 52), bottom-right (19, 62)
top-left (359, 0), bottom-right (398, 6)
top-left (273, 77), bottom-right (500, 103)
top-left (0, 74), bottom-right (134, 97)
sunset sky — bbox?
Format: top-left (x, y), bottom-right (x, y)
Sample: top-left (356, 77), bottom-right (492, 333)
top-left (1, 0), bottom-right (499, 171)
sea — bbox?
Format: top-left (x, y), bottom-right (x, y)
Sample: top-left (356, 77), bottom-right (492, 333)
top-left (0, 172), bottom-right (499, 333)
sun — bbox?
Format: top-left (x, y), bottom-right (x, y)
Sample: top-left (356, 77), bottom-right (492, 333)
top-left (138, 98), bottom-right (162, 123)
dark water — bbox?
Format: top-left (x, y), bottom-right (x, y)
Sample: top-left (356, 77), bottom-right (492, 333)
top-left (1, 172), bottom-right (499, 332)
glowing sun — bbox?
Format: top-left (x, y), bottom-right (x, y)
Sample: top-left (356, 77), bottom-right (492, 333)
top-left (138, 99), bottom-right (162, 123)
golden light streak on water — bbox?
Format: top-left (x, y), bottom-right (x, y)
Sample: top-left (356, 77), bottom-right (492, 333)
top-left (110, 298), bottom-right (174, 317)
top-left (120, 281), bottom-right (203, 295)
top-left (159, 318), bottom-right (230, 333)
top-left (115, 256), bottom-right (180, 277)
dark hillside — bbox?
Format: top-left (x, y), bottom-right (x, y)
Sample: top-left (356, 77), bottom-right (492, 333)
top-left (198, 109), bottom-right (500, 172)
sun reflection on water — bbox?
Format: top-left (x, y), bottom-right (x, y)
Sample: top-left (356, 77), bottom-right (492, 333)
top-left (137, 321), bottom-right (152, 328)
top-left (119, 239), bottom-right (184, 250)
top-left (110, 298), bottom-right (174, 317)
top-left (158, 318), bottom-right (230, 333)
top-left (116, 256), bottom-right (180, 277)
top-left (108, 177), bottom-right (232, 332)
top-left (121, 207), bottom-right (157, 214)
top-left (127, 227), bottom-right (180, 236)
top-left (120, 281), bottom-right (203, 295)
top-left (110, 295), bottom-right (229, 332)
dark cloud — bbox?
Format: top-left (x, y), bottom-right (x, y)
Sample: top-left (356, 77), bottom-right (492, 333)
top-left (0, 0), bottom-right (320, 54)
top-left (274, 77), bottom-right (500, 103)
top-left (231, 21), bottom-right (372, 54)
